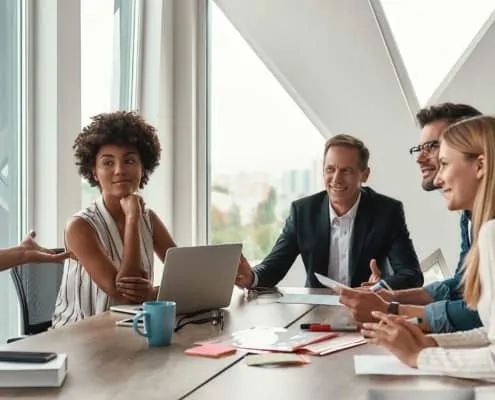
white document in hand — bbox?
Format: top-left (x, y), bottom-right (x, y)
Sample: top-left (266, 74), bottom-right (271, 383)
top-left (314, 272), bottom-right (349, 291)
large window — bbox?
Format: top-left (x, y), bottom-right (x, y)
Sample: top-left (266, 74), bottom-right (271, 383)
top-left (81, 0), bottom-right (142, 206)
top-left (208, 3), bottom-right (324, 285)
top-left (0, 0), bottom-right (26, 341)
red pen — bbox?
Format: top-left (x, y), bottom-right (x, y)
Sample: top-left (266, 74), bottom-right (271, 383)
top-left (300, 323), bottom-right (357, 332)
top-left (308, 325), bottom-right (332, 332)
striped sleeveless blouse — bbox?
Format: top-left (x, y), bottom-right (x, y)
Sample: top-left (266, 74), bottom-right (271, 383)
top-left (52, 197), bottom-right (154, 328)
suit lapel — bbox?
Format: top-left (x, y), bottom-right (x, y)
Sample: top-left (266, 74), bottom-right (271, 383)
top-left (312, 194), bottom-right (331, 280)
top-left (349, 188), bottom-right (373, 282)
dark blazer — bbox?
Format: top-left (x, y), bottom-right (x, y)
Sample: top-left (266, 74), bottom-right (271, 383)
top-left (253, 187), bottom-right (423, 289)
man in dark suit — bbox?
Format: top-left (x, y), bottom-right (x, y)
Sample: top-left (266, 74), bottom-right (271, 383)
top-left (236, 134), bottom-right (423, 290)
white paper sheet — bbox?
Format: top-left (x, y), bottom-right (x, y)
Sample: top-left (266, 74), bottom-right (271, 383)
top-left (277, 293), bottom-right (342, 306)
top-left (476, 386), bottom-right (495, 400)
top-left (354, 355), bottom-right (440, 376)
top-left (314, 272), bottom-right (349, 291)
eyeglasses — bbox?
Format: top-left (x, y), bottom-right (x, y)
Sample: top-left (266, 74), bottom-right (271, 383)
top-left (174, 309), bottom-right (224, 332)
top-left (408, 140), bottom-right (440, 156)
top-left (245, 287), bottom-right (283, 299)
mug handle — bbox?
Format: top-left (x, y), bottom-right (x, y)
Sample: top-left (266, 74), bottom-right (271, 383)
top-left (133, 311), bottom-right (150, 338)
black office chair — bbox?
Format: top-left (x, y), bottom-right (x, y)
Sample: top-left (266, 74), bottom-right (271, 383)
top-left (8, 249), bottom-right (65, 341)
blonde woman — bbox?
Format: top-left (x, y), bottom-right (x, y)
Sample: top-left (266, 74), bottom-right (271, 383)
top-left (362, 115), bottom-right (495, 381)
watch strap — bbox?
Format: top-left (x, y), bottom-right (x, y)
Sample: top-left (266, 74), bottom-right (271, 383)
top-left (387, 301), bottom-right (400, 315)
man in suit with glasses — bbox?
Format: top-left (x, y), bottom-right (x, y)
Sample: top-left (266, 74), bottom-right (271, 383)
top-left (339, 102), bottom-right (483, 333)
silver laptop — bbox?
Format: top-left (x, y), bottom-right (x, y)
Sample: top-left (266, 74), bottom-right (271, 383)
top-left (111, 243), bottom-right (242, 315)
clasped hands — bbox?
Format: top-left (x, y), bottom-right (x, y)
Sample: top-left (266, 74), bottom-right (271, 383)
top-left (115, 194), bottom-right (156, 303)
top-left (338, 259), bottom-right (437, 368)
top-left (116, 277), bottom-right (156, 303)
top-left (361, 311), bottom-right (437, 368)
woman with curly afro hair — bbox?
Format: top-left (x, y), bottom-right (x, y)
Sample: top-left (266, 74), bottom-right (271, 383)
top-left (52, 111), bottom-right (176, 328)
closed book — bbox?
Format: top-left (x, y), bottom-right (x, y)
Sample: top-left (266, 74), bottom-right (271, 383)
top-left (0, 354), bottom-right (68, 388)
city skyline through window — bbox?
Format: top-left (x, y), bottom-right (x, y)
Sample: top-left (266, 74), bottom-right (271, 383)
top-left (209, 2), bottom-right (324, 272)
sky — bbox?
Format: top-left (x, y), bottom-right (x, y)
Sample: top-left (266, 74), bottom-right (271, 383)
top-left (81, 0), bottom-right (495, 176)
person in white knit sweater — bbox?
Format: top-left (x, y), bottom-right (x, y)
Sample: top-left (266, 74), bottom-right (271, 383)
top-left (361, 115), bottom-right (495, 382)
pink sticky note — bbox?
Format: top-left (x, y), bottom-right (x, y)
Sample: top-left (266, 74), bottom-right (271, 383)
top-left (185, 344), bottom-right (237, 358)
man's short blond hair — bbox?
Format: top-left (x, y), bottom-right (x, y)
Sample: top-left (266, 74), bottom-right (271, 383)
top-left (323, 134), bottom-right (370, 171)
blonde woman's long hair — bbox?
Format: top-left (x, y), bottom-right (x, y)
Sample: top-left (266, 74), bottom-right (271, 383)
top-left (441, 115), bottom-right (495, 308)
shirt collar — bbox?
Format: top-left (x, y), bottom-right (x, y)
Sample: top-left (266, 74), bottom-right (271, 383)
top-left (329, 192), bottom-right (361, 222)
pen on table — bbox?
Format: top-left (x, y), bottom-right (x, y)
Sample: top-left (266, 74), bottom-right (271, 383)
top-left (300, 323), bottom-right (358, 332)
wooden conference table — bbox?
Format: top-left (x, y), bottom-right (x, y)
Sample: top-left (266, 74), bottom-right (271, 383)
top-left (0, 288), bottom-right (489, 399)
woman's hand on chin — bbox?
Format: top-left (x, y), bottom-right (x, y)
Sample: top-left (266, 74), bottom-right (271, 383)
top-left (120, 194), bottom-right (144, 219)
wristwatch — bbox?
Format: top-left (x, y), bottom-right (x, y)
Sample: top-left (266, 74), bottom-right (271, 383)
top-left (387, 301), bottom-right (400, 315)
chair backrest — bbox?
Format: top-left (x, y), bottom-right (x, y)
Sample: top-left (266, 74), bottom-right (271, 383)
top-left (10, 250), bottom-right (65, 335)
top-left (420, 248), bottom-right (451, 286)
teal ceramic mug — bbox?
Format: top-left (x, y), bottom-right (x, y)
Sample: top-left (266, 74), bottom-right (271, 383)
top-left (132, 301), bottom-right (176, 347)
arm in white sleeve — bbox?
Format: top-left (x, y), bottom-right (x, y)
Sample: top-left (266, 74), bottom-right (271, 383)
top-left (417, 220), bottom-right (495, 381)
top-left (429, 327), bottom-right (490, 348)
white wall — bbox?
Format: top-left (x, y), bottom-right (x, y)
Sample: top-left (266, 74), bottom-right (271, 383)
top-left (214, 0), bottom-right (461, 270)
top-left (430, 12), bottom-right (495, 114)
